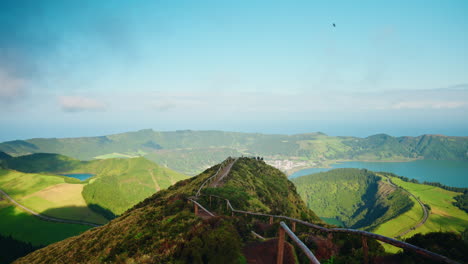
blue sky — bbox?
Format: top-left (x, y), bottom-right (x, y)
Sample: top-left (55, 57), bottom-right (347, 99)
top-left (1, 0), bottom-right (467, 141)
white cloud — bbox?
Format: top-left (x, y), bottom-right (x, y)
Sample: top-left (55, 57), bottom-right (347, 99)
top-left (391, 101), bottom-right (467, 110)
top-left (151, 101), bottom-right (176, 112)
top-left (58, 96), bottom-right (106, 112)
top-left (0, 69), bottom-right (26, 102)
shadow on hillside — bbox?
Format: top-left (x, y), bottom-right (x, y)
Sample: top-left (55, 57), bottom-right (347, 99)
top-left (87, 203), bottom-right (117, 220)
top-left (349, 181), bottom-right (385, 229)
top-left (39, 205), bottom-right (112, 225)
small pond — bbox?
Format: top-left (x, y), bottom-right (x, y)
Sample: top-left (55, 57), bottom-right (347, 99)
top-left (61, 173), bottom-right (94, 181)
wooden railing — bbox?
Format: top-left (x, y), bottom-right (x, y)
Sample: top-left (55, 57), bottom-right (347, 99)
top-left (199, 194), bottom-right (460, 264)
top-left (195, 157), bottom-right (236, 197)
top-left (278, 221), bottom-right (320, 264)
top-left (187, 197), bottom-right (215, 217)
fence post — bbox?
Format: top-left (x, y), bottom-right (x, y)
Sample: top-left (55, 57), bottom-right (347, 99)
top-left (291, 221), bottom-right (296, 232)
top-left (277, 226), bottom-right (285, 264)
top-left (270, 216), bottom-right (274, 225)
top-left (194, 203), bottom-right (198, 215)
top-left (362, 236), bottom-right (369, 264)
top-left (209, 195), bottom-right (212, 207)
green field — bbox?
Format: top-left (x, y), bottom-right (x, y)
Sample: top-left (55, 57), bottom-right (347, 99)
top-left (0, 200), bottom-right (90, 246)
top-left (0, 169), bottom-right (108, 224)
top-left (372, 195), bottom-right (424, 237)
top-left (390, 177), bottom-right (468, 236)
top-left (0, 155), bottom-right (189, 247)
top-left (0, 170), bottom-right (65, 198)
top-left (3, 154), bottom-right (190, 216)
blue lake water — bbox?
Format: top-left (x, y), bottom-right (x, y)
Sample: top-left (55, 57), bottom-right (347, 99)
top-left (289, 160), bottom-right (468, 188)
top-left (61, 173), bottom-right (94, 181)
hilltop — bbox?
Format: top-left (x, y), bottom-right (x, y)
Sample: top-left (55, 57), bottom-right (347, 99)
top-left (15, 157), bottom-right (322, 263)
top-left (0, 130), bottom-right (467, 175)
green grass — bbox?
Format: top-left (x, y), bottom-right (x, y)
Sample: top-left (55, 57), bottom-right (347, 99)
top-left (80, 157), bottom-right (189, 215)
top-left (3, 154), bottom-right (190, 216)
top-left (0, 201), bottom-right (90, 246)
top-left (291, 169), bottom-right (413, 230)
top-left (372, 176), bottom-right (468, 253)
top-left (373, 195), bottom-right (423, 237)
top-left (0, 169), bottom-right (108, 224)
top-left (0, 169), bottom-right (64, 198)
top-left (391, 177), bottom-right (468, 237)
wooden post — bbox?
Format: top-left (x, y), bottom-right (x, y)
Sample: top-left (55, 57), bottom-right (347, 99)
top-left (194, 203), bottom-right (198, 215)
top-left (209, 195), bottom-right (212, 207)
top-left (291, 221), bottom-right (296, 232)
top-left (362, 236), bottom-right (369, 264)
top-left (277, 227), bottom-right (285, 264)
top-left (226, 200), bottom-right (229, 211)
top-left (270, 216), bottom-right (274, 225)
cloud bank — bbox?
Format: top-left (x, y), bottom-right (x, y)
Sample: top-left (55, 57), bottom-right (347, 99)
top-left (0, 69), bottom-right (26, 102)
top-left (58, 96), bottom-right (106, 112)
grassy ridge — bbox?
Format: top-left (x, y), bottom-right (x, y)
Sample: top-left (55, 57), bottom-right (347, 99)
top-left (291, 169), bottom-right (414, 230)
top-left (206, 157), bottom-right (321, 221)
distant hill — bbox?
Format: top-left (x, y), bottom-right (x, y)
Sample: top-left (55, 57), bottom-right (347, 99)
top-left (15, 157), bottom-right (322, 263)
top-left (292, 168), bottom-right (414, 230)
top-left (0, 130), bottom-right (467, 175)
top-left (0, 152), bottom-right (11, 160)
top-left (4, 153), bottom-right (188, 216)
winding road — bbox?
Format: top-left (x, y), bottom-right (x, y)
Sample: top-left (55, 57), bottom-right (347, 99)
top-left (0, 189), bottom-right (101, 227)
top-left (385, 178), bottom-right (429, 237)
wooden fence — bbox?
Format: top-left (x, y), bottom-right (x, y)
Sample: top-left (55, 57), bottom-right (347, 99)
top-left (194, 194), bottom-right (460, 264)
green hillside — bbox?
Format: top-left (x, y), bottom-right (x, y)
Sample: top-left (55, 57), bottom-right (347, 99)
top-left (15, 157), bottom-right (323, 264)
top-left (0, 170), bottom-right (99, 246)
top-left (1, 130), bottom-right (467, 175)
top-left (79, 157), bottom-right (188, 215)
top-left (4, 153), bottom-right (188, 216)
top-left (292, 169), bottom-right (414, 230)
top-left (375, 176), bottom-right (468, 238)
top-left (0, 151), bottom-right (11, 160)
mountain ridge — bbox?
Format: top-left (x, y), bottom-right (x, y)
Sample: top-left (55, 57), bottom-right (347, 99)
top-left (1, 130), bottom-right (466, 175)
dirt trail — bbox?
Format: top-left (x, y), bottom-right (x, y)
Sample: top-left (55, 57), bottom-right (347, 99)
top-left (148, 169), bottom-right (161, 191)
top-left (243, 239), bottom-right (296, 264)
top-left (210, 159), bottom-right (237, 187)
